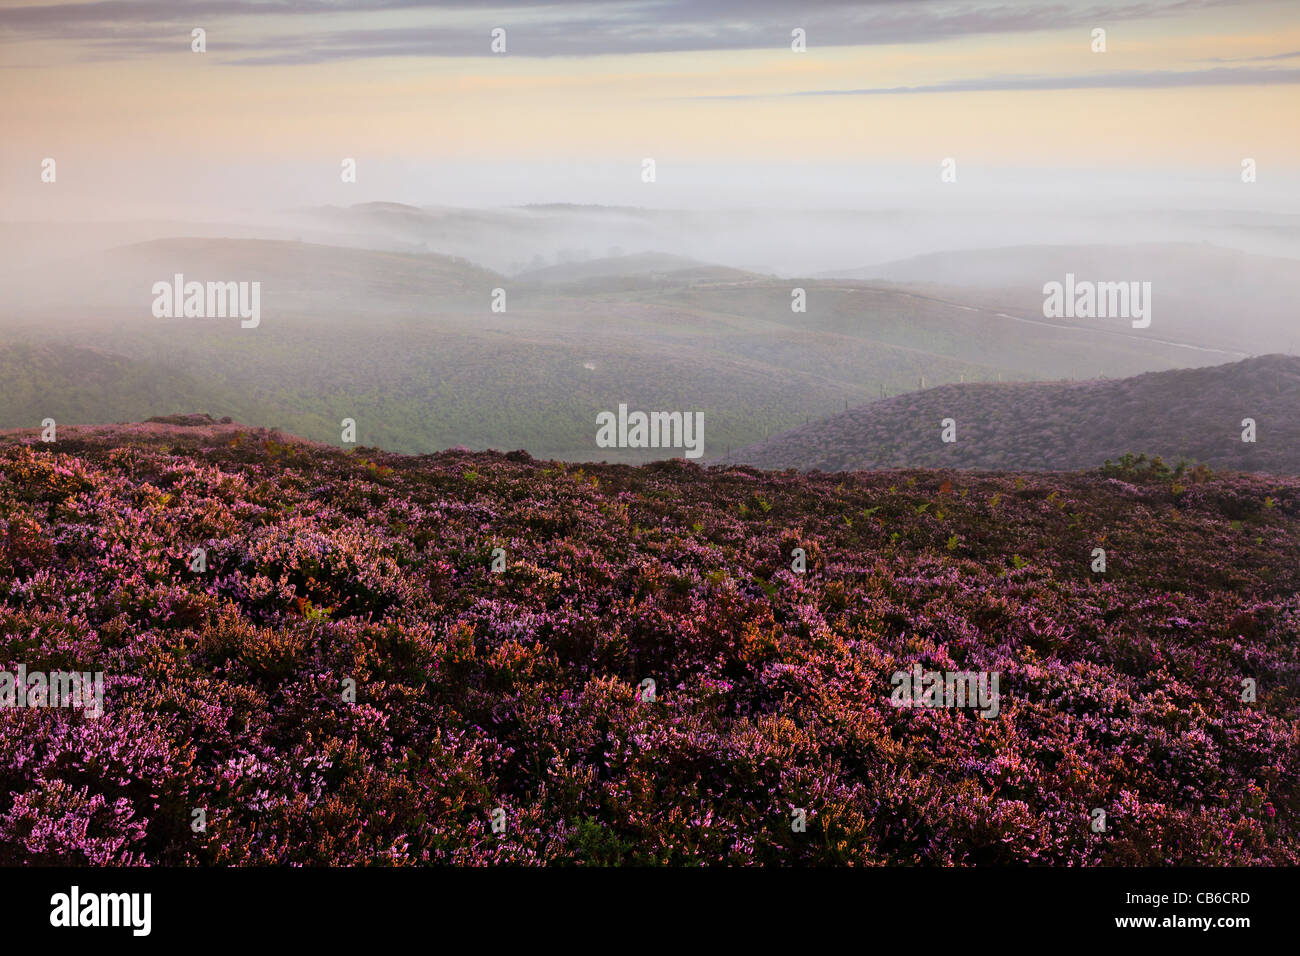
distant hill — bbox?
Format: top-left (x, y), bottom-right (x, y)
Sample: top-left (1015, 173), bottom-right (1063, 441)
top-left (513, 252), bottom-right (763, 288)
top-left (823, 241), bottom-right (1300, 289)
top-left (2, 237), bottom-right (504, 322)
top-left (819, 242), bottom-right (1300, 355)
top-left (0, 239), bottom-right (873, 459)
top-left (2, 235), bottom-right (1283, 464)
top-left (292, 202), bottom-right (681, 273)
top-left (726, 354), bottom-right (1300, 474)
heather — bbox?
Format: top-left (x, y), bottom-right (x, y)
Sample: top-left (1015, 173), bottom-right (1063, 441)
top-left (728, 354), bottom-right (1300, 474)
top-left (1, 420), bottom-right (1298, 865)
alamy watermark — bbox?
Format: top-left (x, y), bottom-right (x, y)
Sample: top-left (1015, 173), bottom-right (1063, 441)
top-left (50, 886), bottom-right (150, 936)
top-left (595, 404), bottom-right (704, 459)
top-left (889, 663), bottom-right (1000, 718)
top-left (1042, 273), bottom-right (1151, 329)
top-left (0, 665), bottom-right (104, 717)
top-left (152, 274), bottom-right (260, 328)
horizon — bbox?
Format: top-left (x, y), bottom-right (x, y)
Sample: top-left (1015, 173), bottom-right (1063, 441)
top-left (4, 0), bottom-right (1300, 218)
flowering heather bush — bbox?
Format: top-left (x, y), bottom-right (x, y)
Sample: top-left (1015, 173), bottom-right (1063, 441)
top-left (1, 420), bottom-right (1297, 865)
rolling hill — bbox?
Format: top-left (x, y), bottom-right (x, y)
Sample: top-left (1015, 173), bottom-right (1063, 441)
top-left (822, 242), bottom-right (1300, 355)
top-left (512, 251), bottom-right (763, 290)
top-left (0, 342), bottom-right (288, 434)
top-left (725, 354), bottom-right (1300, 474)
top-left (1, 235), bottom-right (1283, 463)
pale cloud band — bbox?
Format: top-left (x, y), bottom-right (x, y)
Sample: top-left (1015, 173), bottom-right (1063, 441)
top-left (696, 66), bottom-right (1300, 99)
top-left (0, 0), bottom-right (1261, 64)
top-left (3, 0), bottom-right (1297, 187)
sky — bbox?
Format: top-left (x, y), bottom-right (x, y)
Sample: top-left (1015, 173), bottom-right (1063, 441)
top-left (2, 0), bottom-right (1299, 216)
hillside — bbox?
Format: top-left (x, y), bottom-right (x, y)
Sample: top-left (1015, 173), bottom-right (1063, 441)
top-left (0, 342), bottom-right (291, 433)
top-left (822, 242), bottom-right (1300, 355)
top-left (0, 238), bottom-right (864, 458)
top-left (1, 237), bottom-right (504, 320)
top-left (5, 236), bottom-right (1192, 462)
top-left (0, 235), bottom-right (1284, 463)
top-left (727, 355), bottom-right (1300, 474)
top-left (513, 252), bottom-right (763, 289)
top-left (0, 421), bottom-right (1296, 864)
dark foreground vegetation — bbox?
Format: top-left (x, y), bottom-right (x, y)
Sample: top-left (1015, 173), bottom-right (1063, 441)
top-left (1, 420), bottom-right (1297, 864)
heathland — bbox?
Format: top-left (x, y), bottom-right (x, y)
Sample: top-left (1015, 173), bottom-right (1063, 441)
top-left (728, 354), bottom-right (1300, 474)
top-left (1, 420), bottom-right (1295, 864)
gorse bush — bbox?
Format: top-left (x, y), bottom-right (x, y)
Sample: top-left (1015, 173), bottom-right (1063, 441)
top-left (0, 420), bottom-right (1297, 865)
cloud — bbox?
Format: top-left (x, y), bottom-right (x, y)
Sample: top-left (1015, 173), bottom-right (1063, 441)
top-left (1209, 49), bottom-right (1300, 62)
top-left (693, 65), bottom-right (1300, 98)
top-left (0, 0), bottom-right (1249, 63)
